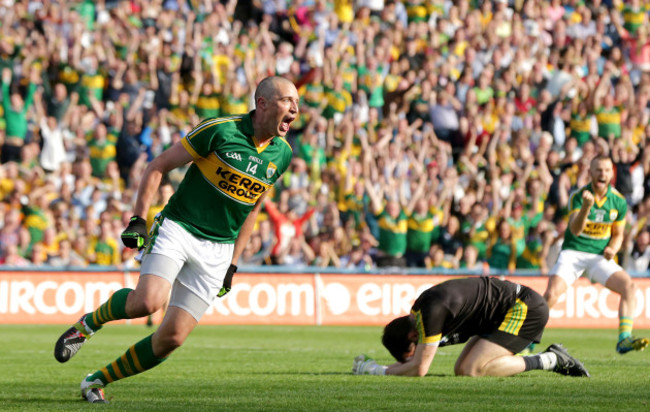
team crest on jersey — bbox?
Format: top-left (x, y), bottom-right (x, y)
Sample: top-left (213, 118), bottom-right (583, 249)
top-left (610, 210), bottom-right (618, 221)
top-left (267, 162), bottom-right (277, 179)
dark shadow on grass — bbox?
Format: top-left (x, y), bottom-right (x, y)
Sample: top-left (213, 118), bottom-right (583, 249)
top-left (249, 371), bottom-right (451, 377)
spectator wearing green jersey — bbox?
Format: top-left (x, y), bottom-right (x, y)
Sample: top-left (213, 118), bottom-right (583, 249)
top-left (487, 219), bottom-right (517, 273)
top-left (364, 174), bottom-right (408, 268)
top-left (592, 69), bottom-right (624, 141)
top-left (621, 0), bottom-right (647, 35)
top-left (517, 221), bottom-right (551, 274)
top-left (404, 186), bottom-right (432, 268)
top-left (569, 101), bottom-right (593, 147)
top-left (1, 67), bottom-right (38, 163)
top-left (193, 72), bottom-right (222, 121)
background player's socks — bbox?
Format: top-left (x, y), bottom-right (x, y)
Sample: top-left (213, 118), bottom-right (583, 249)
top-left (523, 352), bottom-right (557, 371)
top-left (618, 316), bottom-right (633, 342)
top-left (84, 288), bottom-right (134, 331)
top-left (86, 334), bottom-right (166, 386)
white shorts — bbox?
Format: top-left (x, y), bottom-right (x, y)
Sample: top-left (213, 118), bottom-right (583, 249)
top-left (139, 216), bottom-right (234, 321)
top-left (551, 249), bottom-right (623, 286)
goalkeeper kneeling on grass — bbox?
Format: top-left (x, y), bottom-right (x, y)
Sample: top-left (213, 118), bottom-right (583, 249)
top-left (353, 277), bottom-right (590, 378)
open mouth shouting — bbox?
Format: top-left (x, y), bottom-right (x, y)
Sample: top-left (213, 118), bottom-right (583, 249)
top-left (594, 176), bottom-right (608, 190)
top-left (279, 115), bottom-right (295, 134)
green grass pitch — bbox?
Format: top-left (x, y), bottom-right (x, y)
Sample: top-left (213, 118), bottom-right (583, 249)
top-left (0, 325), bottom-right (648, 411)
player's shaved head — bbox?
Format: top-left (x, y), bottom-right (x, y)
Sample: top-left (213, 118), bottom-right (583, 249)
top-left (254, 76), bottom-right (294, 102)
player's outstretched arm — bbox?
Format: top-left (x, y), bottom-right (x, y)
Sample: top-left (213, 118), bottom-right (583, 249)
top-left (386, 343), bottom-right (437, 377)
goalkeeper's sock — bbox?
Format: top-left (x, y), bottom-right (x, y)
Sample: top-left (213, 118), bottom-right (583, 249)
top-left (84, 288), bottom-right (133, 332)
top-left (618, 316), bottom-right (633, 343)
top-left (86, 334), bottom-right (166, 387)
top-left (523, 352), bottom-right (557, 371)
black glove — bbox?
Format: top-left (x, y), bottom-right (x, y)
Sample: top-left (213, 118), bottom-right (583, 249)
top-left (121, 216), bottom-right (148, 250)
top-left (218, 264), bottom-right (237, 297)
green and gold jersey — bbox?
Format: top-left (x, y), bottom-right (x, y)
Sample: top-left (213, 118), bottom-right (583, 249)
top-left (570, 111), bottom-right (592, 146)
top-left (322, 87), bottom-right (352, 119)
top-left (562, 183), bottom-right (627, 255)
top-left (162, 113), bottom-right (292, 242)
top-left (303, 82), bottom-right (325, 109)
top-left (517, 237), bottom-right (543, 269)
top-left (88, 139), bottom-right (116, 177)
top-left (595, 106), bottom-right (622, 139)
top-left (623, 5), bottom-right (647, 34)
top-left (87, 237), bottom-right (120, 265)
top-left (406, 211), bottom-right (435, 253)
top-left (79, 72), bottom-right (106, 108)
top-left (194, 92), bottom-right (221, 120)
top-left (221, 95), bottom-right (249, 116)
top-left (376, 208), bottom-right (408, 257)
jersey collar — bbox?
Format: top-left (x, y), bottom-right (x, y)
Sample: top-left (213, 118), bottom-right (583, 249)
top-left (587, 182), bottom-right (611, 208)
top-left (243, 110), bottom-right (275, 154)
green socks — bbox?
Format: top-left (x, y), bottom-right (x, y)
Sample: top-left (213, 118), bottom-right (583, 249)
top-left (87, 334), bottom-right (166, 386)
top-left (84, 288), bottom-right (133, 331)
top-left (618, 316), bottom-right (633, 342)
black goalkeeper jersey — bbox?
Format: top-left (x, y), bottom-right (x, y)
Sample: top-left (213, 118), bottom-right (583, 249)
top-left (411, 277), bottom-right (521, 345)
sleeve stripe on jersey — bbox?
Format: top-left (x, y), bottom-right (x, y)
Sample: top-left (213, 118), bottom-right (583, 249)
top-left (184, 116), bottom-right (243, 153)
top-left (412, 309), bottom-right (442, 345)
top-left (181, 138), bottom-right (200, 159)
top-left (277, 136), bottom-right (293, 152)
top-left (568, 188), bottom-right (580, 209)
top-left (611, 187), bottom-right (626, 200)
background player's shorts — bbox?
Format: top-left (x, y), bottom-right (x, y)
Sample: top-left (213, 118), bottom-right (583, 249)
top-left (551, 249), bottom-right (623, 286)
top-left (139, 216), bottom-right (234, 321)
top-left (482, 286), bottom-right (549, 353)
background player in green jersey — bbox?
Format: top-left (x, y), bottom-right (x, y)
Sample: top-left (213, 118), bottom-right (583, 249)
top-left (353, 277), bottom-right (589, 378)
top-left (544, 156), bottom-right (648, 355)
top-left (54, 76), bottom-right (300, 403)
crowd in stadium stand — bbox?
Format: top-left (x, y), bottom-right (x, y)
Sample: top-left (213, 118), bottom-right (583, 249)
top-left (0, 0), bottom-right (649, 274)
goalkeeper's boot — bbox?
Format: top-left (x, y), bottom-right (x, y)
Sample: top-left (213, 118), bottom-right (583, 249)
top-left (616, 336), bottom-right (649, 354)
top-left (545, 344), bottom-right (590, 377)
top-left (54, 314), bottom-right (95, 363)
top-left (81, 375), bottom-right (108, 404)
